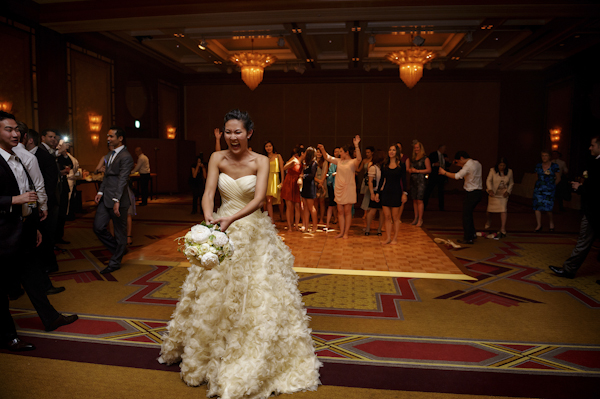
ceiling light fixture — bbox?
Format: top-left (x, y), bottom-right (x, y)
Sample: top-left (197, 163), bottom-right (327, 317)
top-left (386, 47), bottom-right (436, 89)
top-left (229, 39), bottom-right (277, 90)
top-left (198, 39), bottom-right (207, 50)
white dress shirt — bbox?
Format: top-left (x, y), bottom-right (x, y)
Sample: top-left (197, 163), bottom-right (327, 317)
top-left (454, 159), bottom-right (483, 192)
top-left (132, 153), bottom-right (150, 174)
top-left (41, 142), bottom-right (55, 156)
top-left (1, 147), bottom-right (32, 215)
top-left (14, 143), bottom-right (48, 211)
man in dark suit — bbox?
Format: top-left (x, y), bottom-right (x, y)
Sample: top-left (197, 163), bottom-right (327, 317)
top-left (93, 126), bottom-right (134, 274)
top-left (0, 111), bottom-right (78, 351)
top-left (550, 135), bottom-right (600, 279)
top-left (424, 144), bottom-right (448, 211)
top-left (27, 129), bottom-right (62, 275)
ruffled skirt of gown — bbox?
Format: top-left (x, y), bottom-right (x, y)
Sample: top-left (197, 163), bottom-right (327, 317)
top-left (159, 174), bottom-right (321, 399)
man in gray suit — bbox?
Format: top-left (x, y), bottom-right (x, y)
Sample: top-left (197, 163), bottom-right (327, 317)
top-left (93, 127), bottom-right (134, 274)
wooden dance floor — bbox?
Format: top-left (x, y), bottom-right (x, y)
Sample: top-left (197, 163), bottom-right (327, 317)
top-left (123, 220), bottom-right (475, 280)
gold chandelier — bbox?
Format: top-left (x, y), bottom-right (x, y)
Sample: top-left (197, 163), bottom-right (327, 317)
top-left (230, 52), bottom-right (277, 91)
top-left (386, 49), bottom-right (436, 89)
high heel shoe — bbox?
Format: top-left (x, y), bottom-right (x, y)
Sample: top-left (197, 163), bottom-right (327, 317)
top-left (534, 227), bottom-right (542, 233)
top-left (127, 236), bottom-right (133, 246)
top-left (549, 227), bottom-right (555, 232)
top-left (364, 231), bottom-right (370, 236)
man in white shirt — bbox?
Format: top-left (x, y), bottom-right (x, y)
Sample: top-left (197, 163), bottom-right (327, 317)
top-left (439, 151), bottom-right (483, 244)
top-left (132, 147), bottom-right (151, 206)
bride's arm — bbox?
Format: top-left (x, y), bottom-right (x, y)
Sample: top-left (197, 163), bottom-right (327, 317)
top-left (201, 152), bottom-right (223, 224)
top-left (214, 155), bottom-right (270, 231)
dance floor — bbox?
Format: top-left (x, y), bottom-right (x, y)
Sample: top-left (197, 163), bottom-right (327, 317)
top-left (123, 221), bottom-right (475, 281)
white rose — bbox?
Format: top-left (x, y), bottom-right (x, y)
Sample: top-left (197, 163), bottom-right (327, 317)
top-left (185, 231), bottom-right (193, 240)
top-left (201, 252), bottom-right (219, 269)
top-left (199, 243), bottom-right (211, 255)
top-left (212, 231), bottom-right (229, 247)
top-left (184, 246), bottom-right (199, 258)
top-left (209, 246), bottom-right (218, 254)
top-left (190, 225), bottom-right (211, 244)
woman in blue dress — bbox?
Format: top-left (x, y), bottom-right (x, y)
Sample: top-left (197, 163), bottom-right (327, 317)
top-left (533, 150), bottom-right (561, 232)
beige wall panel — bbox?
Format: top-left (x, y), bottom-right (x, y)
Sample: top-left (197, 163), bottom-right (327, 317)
top-left (158, 82), bottom-right (179, 139)
top-left (71, 51), bottom-right (112, 172)
top-left (335, 84), bottom-right (363, 144)
top-left (0, 26), bottom-right (32, 126)
top-left (362, 83), bottom-right (391, 151)
top-left (309, 84), bottom-right (337, 138)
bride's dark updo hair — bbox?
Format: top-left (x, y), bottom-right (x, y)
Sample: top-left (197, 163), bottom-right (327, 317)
top-left (224, 109), bottom-right (254, 132)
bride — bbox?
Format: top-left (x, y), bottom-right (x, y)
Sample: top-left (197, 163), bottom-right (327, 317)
top-left (158, 109), bottom-right (321, 399)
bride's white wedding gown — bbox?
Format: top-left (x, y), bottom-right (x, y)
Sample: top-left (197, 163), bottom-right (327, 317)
top-left (159, 173), bottom-right (321, 399)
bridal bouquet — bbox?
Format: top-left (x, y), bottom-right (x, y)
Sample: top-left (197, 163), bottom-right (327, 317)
top-left (177, 222), bottom-right (235, 269)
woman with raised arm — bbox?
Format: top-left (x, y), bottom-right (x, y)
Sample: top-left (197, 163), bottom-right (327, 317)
top-left (281, 146), bottom-right (305, 231)
top-left (318, 135), bottom-right (362, 239)
top-left (159, 110), bottom-right (321, 398)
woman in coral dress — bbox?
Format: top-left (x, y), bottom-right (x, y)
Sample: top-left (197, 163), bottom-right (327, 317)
top-left (159, 109), bottom-right (321, 399)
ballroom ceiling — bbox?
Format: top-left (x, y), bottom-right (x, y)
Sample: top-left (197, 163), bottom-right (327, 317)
top-left (30, 1), bottom-right (600, 76)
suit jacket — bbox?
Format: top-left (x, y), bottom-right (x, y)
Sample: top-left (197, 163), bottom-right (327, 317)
top-left (579, 157), bottom-right (600, 228)
top-left (428, 151), bottom-right (448, 176)
top-left (485, 168), bottom-right (514, 195)
top-left (99, 146), bottom-right (134, 208)
top-left (35, 145), bottom-right (61, 207)
top-left (0, 155), bottom-right (26, 255)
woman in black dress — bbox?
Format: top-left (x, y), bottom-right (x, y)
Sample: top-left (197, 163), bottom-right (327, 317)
top-left (189, 155), bottom-right (207, 214)
top-left (300, 147), bottom-right (318, 232)
top-left (377, 145), bottom-right (408, 244)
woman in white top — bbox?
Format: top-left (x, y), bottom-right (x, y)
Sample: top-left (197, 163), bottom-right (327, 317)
top-left (485, 157), bottom-right (514, 238)
top-left (317, 135), bottom-right (362, 239)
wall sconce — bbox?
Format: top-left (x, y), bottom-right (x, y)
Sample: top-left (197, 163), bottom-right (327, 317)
top-left (167, 126), bottom-right (177, 139)
top-left (91, 133), bottom-right (100, 146)
top-left (550, 128), bottom-right (561, 151)
top-left (0, 101), bottom-right (13, 113)
top-left (88, 113), bottom-right (103, 132)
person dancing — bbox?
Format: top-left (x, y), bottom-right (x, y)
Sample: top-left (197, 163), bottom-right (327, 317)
top-left (281, 146), bottom-right (305, 231)
top-left (318, 136), bottom-right (362, 239)
top-left (300, 147), bottom-right (318, 233)
top-left (159, 109), bottom-right (321, 398)
top-left (377, 145), bottom-right (408, 244)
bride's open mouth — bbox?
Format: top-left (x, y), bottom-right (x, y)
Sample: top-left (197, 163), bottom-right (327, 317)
top-left (230, 142), bottom-right (241, 150)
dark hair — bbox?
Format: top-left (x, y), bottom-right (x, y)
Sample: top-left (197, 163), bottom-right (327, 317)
top-left (383, 145), bottom-right (401, 169)
top-left (28, 129), bottom-right (40, 146)
top-left (454, 150), bottom-right (470, 160)
top-left (17, 122), bottom-right (28, 143)
top-left (366, 146), bottom-right (375, 153)
top-left (371, 150), bottom-right (385, 167)
top-left (305, 147), bottom-right (315, 165)
top-left (316, 149), bottom-right (326, 167)
top-left (340, 144), bottom-right (355, 158)
top-left (291, 145), bottom-right (305, 157)
top-left (109, 126), bottom-right (125, 139)
top-left (224, 109), bottom-right (254, 132)
top-left (592, 135), bottom-right (600, 144)
top-left (541, 149), bottom-right (551, 157)
top-left (40, 129), bottom-right (56, 137)
top-left (263, 140), bottom-right (277, 155)
top-left (438, 144), bottom-right (446, 150)
top-left (0, 111), bottom-right (16, 121)
top-left (494, 157), bottom-right (510, 175)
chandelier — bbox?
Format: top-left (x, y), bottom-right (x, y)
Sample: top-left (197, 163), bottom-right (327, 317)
top-left (386, 49), bottom-right (436, 89)
top-left (230, 52), bottom-right (277, 91)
